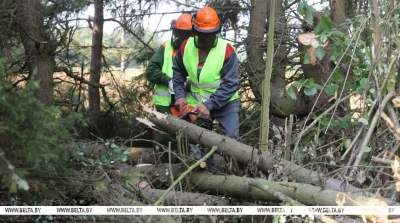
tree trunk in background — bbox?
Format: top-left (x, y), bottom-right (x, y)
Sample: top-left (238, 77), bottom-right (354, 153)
top-left (16, 0), bottom-right (55, 107)
top-left (297, 12), bottom-right (337, 115)
top-left (267, 0), bottom-right (287, 88)
top-left (120, 0), bottom-right (126, 75)
top-left (245, 0), bottom-right (315, 118)
top-left (245, 0), bottom-right (267, 100)
top-left (330, 0), bottom-right (347, 34)
top-left (89, 0), bottom-right (104, 111)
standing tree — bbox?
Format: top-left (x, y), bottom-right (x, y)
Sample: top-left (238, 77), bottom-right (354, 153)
top-left (88, 0), bottom-right (104, 111)
top-left (16, 0), bottom-right (57, 106)
top-left (120, 0), bottom-right (126, 75)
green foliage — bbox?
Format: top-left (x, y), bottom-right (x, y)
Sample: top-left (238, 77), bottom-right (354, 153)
top-left (336, 138), bottom-right (351, 152)
top-left (0, 59), bottom-right (83, 200)
top-left (67, 27), bottom-right (162, 70)
top-left (303, 52), bottom-right (311, 64)
top-left (363, 146), bottom-right (372, 153)
top-left (324, 83), bottom-right (339, 95)
top-left (319, 114), bottom-right (352, 129)
top-left (287, 78), bottom-right (322, 100)
top-left (315, 46), bottom-right (325, 60)
top-left (297, 0), bottom-right (316, 25)
top-left (0, 84), bottom-right (81, 166)
top-left (73, 140), bottom-right (129, 166)
top-left (314, 16), bottom-right (333, 35)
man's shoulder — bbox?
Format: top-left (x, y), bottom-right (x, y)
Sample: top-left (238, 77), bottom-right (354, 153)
top-left (224, 42), bottom-right (236, 60)
top-left (226, 43), bottom-right (235, 54)
top-left (179, 39), bottom-right (189, 56)
top-left (181, 39), bottom-right (189, 49)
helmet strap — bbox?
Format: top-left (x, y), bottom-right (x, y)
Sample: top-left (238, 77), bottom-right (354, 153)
top-left (170, 30), bottom-right (178, 48)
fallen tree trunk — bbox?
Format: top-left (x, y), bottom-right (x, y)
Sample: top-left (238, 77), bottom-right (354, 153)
top-left (111, 163), bottom-right (391, 222)
top-left (191, 171), bottom-right (388, 222)
top-left (115, 163), bottom-right (390, 208)
top-left (190, 171), bottom-right (387, 207)
top-left (148, 113), bottom-right (398, 205)
top-left (115, 163), bottom-right (280, 202)
top-left (249, 179), bottom-right (337, 223)
top-left (142, 188), bottom-right (230, 206)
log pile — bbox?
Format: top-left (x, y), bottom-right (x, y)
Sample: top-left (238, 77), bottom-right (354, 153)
top-left (100, 110), bottom-right (400, 223)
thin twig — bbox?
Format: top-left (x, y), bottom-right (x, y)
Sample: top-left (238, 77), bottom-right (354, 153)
top-left (147, 146), bottom-right (218, 223)
top-left (294, 93), bottom-right (354, 151)
top-left (353, 90), bottom-right (395, 167)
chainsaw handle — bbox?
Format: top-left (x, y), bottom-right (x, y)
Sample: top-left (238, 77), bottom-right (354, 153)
top-left (178, 111), bottom-right (199, 120)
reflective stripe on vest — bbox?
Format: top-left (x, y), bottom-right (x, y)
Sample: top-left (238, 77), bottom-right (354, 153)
top-left (152, 41), bottom-right (174, 106)
top-left (183, 37), bottom-right (239, 106)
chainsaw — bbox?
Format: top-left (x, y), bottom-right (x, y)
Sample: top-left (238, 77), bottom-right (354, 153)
top-left (170, 106), bottom-right (213, 130)
top-left (170, 106), bottom-right (217, 173)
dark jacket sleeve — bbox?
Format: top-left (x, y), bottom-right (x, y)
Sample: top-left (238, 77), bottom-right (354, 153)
top-left (172, 42), bottom-right (189, 100)
top-left (145, 45), bottom-right (171, 85)
top-left (203, 45), bottom-right (239, 111)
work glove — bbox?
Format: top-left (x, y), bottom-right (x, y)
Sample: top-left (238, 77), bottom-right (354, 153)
top-left (168, 80), bottom-right (175, 94)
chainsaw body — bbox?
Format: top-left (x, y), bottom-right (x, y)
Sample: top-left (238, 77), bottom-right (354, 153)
top-left (170, 107), bottom-right (217, 173)
top-left (170, 107), bottom-right (213, 130)
top-left (178, 112), bottom-right (213, 130)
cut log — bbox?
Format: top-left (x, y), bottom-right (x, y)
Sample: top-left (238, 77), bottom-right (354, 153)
top-left (141, 188), bottom-right (230, 206)
top-left (76, 141), bottom-right (108, 158)
top-left (116, 163), bottom-right (182, 187)
top-left (191, 171), bottom-right (388, 222)
top-left (297, 32), bottom-right (328, 66)
top-left (149, 113), bottom-right (399, 205)
top-left (199, 161), bottom-right (207, 169)
top-left (127, 147), bottom-right (157, 165)
top-left (112, 163), bottom-right (391, 222)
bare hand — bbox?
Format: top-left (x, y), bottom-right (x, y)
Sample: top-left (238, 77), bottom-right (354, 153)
top-left (174, 98), bottom-right (188, 112)
top-left (193, 104), bottom-right (210, 117)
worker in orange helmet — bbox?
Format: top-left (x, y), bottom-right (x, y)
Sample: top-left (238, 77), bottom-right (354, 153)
top-left (146, 13), bottom-right (193, 163)
top-left (172, 7), bottom-right (242, 172)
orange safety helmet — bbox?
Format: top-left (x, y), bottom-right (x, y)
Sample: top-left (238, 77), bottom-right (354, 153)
top-left (171, 13), bottom-right (192, 31)
top-left (193, 7), bottom-right (220, 33)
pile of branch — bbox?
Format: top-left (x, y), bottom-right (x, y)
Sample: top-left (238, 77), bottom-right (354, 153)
top-left (115, 110), bottom-right (400, 223)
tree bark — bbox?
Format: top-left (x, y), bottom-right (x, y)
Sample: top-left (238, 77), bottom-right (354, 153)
top-left (120, 0), bottom-right (126, 75)
top-left (245, 0), bottom-right (267, 100)
top-left (148, 112), bottom-right (398, 205)
top-left (89, 0), bottom-right (104, 111)
top-left (330, 0), bottom-right (347, 35)
top-left (191, 172), bottom-right (389, 222)
top-left (113, 163), bottom-right (392, 222)
top-left (141, 188), bottom-right (230, 206)
top-left (16, 0), bottom-right (56, 106)
top-left (269, 84), bottom-right (311, 117)
top-left (245, 0), bottom-right (320, 118)
top-left (267, 0), bottom-right (287, 88)
top-left (297, 12), bottom-right (339, 116)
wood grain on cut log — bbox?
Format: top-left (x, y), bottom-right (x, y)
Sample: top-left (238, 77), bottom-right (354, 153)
top-left (297, 32), bottom-right (328, 65)
top-left (148, 112), bottom-right (399, 206)
top-left (199, 162), bottom-right (207, 169)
